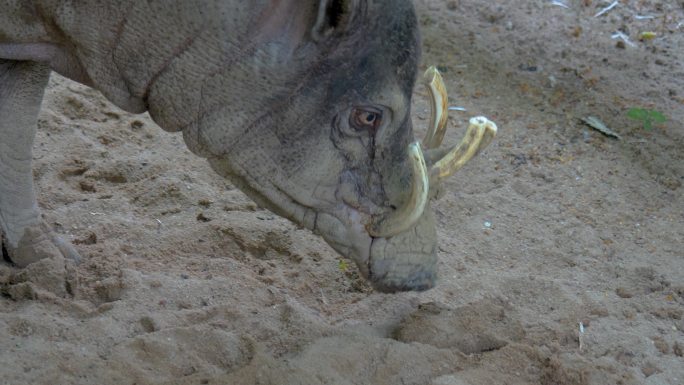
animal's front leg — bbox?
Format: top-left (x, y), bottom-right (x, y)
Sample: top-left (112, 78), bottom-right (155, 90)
top-left (0, 60), bottom-right (80, 273)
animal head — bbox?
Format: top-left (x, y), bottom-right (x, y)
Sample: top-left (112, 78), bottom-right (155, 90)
top-left (134, 0), bottom-right (496, 291)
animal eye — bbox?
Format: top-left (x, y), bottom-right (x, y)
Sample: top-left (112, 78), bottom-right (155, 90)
top-left (350, 108), bottom-right (382, 132)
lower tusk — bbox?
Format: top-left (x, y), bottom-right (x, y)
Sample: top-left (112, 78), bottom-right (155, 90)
top-left (430, 116), bottom-right (497, 183)
top-left (422, 66), bottom-right (449, 149)
top-left (369, 142), bottom-right (429, 238)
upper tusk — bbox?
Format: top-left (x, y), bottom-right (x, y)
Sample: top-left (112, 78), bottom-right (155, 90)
top-left (369, 142), bottom-right (429, 238)
top-left (422, 66), bottom-right (449, 149)
top-left (430, 116), bottom-right (497, 183)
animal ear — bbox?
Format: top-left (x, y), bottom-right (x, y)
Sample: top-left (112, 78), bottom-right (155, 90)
top-left (311, 0), bottom-right (357, 41)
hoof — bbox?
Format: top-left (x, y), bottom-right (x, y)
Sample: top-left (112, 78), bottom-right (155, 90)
top-left (3, 222), bottom-right (81, 268)
top-left (2, 222), bottom-right (80, 298)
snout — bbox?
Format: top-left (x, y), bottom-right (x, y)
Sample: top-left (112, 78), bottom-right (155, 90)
top-left (360, 67), bottom-right (497, 293)
top-left (366, 209), bottom-right (438, 293)
top-left (369, 256), bottom-right (436, 293)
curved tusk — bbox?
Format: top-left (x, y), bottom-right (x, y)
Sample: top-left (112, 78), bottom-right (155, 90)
top-left (430, 116), bottom-right (497, 183)
top-left (422, 66), bottom-right (449, 149)
top-left (369, 142), bottom-right (429, 238)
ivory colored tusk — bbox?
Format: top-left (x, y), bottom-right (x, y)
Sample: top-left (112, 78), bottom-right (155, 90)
top-left (422, 66), bottom-right (449, 149)
top-left (430, 116), bottom-right (497, 183)
top-left (369, 142), bottom-right (429, 238)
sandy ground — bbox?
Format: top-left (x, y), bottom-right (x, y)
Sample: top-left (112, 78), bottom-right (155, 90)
top-left (1, 1), bottom-right (683, 384)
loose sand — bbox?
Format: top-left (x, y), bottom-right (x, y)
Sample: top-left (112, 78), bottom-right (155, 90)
top-left (1, 1), bottom-right (682, 384)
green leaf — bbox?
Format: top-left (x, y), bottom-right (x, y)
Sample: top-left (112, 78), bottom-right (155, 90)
top-left (626, 107), bottom-right (667, 130)
top-left (649, 110), bottom-right (667, 123)
top-left (338, 260), bottom-right (348, 272)
top-left (643, 119), bottom-right (653, 130)
top-left (627, 108), bottom-right (648, 120)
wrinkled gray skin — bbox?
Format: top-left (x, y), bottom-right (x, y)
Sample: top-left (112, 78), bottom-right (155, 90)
top-left (0, 0), bottom-right (437, 292)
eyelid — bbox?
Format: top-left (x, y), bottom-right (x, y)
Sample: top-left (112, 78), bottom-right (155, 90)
top-left (356, 105), bottom-right (383, 116)
top-left (353, 106), bottom-right (383, 123)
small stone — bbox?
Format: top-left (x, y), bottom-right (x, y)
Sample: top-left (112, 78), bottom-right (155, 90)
top-left (641, 362), bottom-right (659, 377)
top-left (197, 199), bottom-right (212, 208)
top-left (196, 212), bottom-right (211, 222)
top-left (674, 342), bottom-right (683, 357)
top-left (615, 40), bottom-right (626, 49)
top-left (79, 180), bottom-right (96, 192)
top-left (94, 278), bottom-right (123, 302)
top-left (652, 336), bottom-right (669, 354)
top-left (73, 231), bottom-right (97, 245)
top-left (140, 316), bottom-right (157, 333)
top-left (446, 1), bottom-right (459, 11)
top-left (616, 287), bottom-right (633, 298)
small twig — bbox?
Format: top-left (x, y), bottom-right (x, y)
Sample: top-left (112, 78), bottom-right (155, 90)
top-left (578, 321), bottom-right (585, 351)
top-left (319, 288), bottom-right (328, 305)
top-left (550, 0), bottom-right (570, 9)
top-left (448, 106), bottom-right (467, 112)
top-left (633, 14), bottom-right (656, 20)
top-left (581, 116), bottom-right (622, 139)
top-left (611, 31), bottom-right (637, 47)
top-left (595, 1), bottom-right (618, 18)
top-left (156, 219), bottom-right (163, 234)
